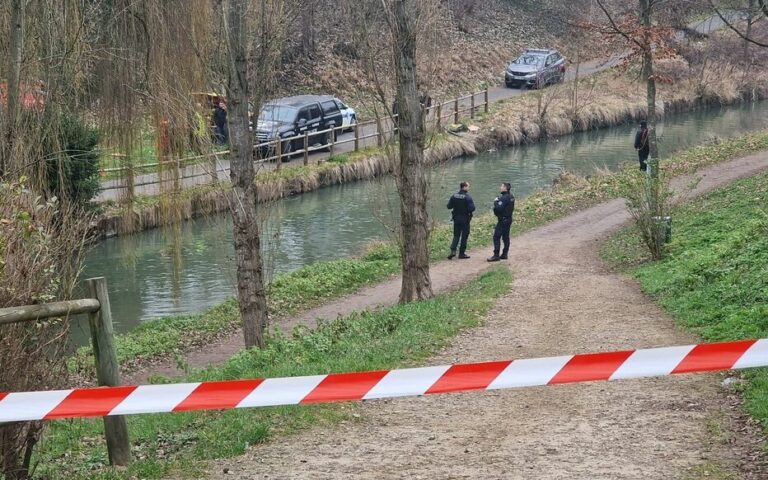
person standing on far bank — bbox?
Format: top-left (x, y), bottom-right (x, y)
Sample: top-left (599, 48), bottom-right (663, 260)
top-left (447, 181), bottom-right (475, 260)
top-left (488, 182), bottom-right (515, 262)
top-left (635, 120), bottom-right (650, 172)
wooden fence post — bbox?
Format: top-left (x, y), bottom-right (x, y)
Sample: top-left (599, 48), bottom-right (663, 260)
top-left (276, 138), bottom-right (282, 170)
top-left (376, 117), bottom-right (384, 146)
top-left (303, 132), bottom-right (309, 166)
top-left (470, 93), bottom-right (475, 119)
top-left (484, 88), bottom-right (489, 114)
top-left (86, 277), bottom-right (131, 467)
top-left (354, 123), bottom-right (359, 151)
top-left (329, 128), bottom-right (335, 157)
top-left (210, 152), bottom-right (219, 184)
top-left (454, 99), bottom-right (459, 124)
top-left (436, 103), bottom-right (442, 130)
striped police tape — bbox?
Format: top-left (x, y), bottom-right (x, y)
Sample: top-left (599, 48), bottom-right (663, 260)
top-left (0, 339), bottom-right (766, 422)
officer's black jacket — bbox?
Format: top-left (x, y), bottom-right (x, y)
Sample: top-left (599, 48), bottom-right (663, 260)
top-left (635, 127), bottom-right (650, 154)
top-left (447, 191), bottom-right (476, 222)
top-left (493, 191), bottom-right (515, 221)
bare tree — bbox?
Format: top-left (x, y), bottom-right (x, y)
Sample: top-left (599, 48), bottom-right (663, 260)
top-left (639, 0), bottom-right (660, 167)
top-left (594, 0), bottom-right (676, 258)
top-left (223, 0), bottom-right (270, 348)
top-left (594, 0), bottom-right (673, 171)
top-left (299, 1), bottom-right (317, 55)
top-left (386, 0), bottom-right (434, 302)
top-left (2, 0), bottom-right (25, 176)
top-left (709, 0), bottom-right (768, 48)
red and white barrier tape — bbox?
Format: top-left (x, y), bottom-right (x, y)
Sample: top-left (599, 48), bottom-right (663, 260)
top-left (1, 339), bottom-right (766, 422)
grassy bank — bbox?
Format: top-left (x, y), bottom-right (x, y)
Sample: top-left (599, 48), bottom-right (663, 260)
top-left (44, 268), bottom-right (512, 479)
top-left (601, 172), bottom-right (768, 435)
top-left (74, 129), bottom-right (768, 378)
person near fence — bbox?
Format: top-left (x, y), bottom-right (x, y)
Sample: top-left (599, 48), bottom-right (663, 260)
top-left (488, 182), bottom-right (515, 262)
top-left (447, 181), bottom-right (475, 260)
top-left (420, 91), bottom-right (432, 116)
top-left (391, 97), bottom-right (399, 134)
top-left (634, 120), bottom-right (650, 172)
top-left (213, 100), bottom-right (229, 145)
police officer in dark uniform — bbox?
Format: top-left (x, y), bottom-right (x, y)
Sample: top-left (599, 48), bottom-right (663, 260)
top-left (488, 182), bottom-right (515, 262)
top-left (447, 181), bottom-right (475, 260)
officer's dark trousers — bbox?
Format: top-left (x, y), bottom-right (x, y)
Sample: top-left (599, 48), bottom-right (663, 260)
top-left (493, 219), bottom-right (512, 256)
top-left (638, 150), bottom-right (649, 171)
top-left (450, 219), bottom-right (470, 254)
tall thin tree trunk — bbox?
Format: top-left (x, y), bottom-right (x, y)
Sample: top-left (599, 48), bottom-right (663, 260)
top-left (744, 0), bottom-right (757, 62)
top-left (392, 0), bottom-right (433, 303)
top-left (3, 0), bottom-right (25, 176)
top-left (640, 0), bottom-right (659, 172)
top-left (224, 0), bottom-right (269, 348)
top-left (300, 2), bottom-right (316, 55)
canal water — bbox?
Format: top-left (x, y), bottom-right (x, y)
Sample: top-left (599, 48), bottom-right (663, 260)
top-left (74, 101), bottom-right (768, 344)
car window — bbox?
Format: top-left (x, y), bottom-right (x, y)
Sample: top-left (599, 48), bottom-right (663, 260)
top-left (308, 104), bottom-right (321, 121)
top-left (321, 100), bottom-right (340, 115)
top-left (259, 104), bottom-right (297, 123)
top-left (335, 100), bottom-right (347, 110)
top-left (545, 55), bottom-right (554, 66)
top-left (513, 54), bottom-right (544, 66)
top-left (297, 107), bottom-right (312, 123)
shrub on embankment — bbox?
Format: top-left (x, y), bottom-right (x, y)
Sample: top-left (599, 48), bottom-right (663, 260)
top-left (43, 269), bottom-right (512, 479)
top-left (71, 130), bottom-right (768, 381)
top-left (601, 172), bottom-right (768, 436)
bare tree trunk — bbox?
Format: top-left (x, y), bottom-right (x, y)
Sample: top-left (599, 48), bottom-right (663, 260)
top-left (745, 0), bottom-right (756, 58)
top-left (300, 1), bottom-right (316, 55)
top-left (3, 0), bottom-right (25, 176)
top-left (640, 0), bottom-right (659, 171)
top-left (224, 0), bottom-right (269, 348)
top-left (391, 0), bottom-right (433, 303)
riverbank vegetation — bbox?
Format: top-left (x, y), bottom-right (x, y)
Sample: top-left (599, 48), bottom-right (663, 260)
top-left (73, 129), bottom-right (768, 380)
top-left (601, 171), bottom-right (768, 436)
top-left (42, 269), bottom-right (512, 479)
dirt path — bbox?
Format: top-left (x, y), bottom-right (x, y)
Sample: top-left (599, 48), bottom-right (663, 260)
top-left (128, 150), bottom-right (768, 385)
top-left (201, 152), bottom-right (768, 479)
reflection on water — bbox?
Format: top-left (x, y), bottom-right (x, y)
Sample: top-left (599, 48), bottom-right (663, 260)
top-left (75, 101), bottom-right (768, 344)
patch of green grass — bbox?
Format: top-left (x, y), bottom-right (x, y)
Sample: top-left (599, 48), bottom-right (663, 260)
top-left (84, 130), bottom-right (768, 375)
top-left (41, 268), bottom-right (512, 479)
top-left (600, 172), bottom-right (768, 437)
top-left (684, 463), bottom-right (739, 480)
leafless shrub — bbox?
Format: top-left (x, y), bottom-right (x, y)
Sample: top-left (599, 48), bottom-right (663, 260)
top-left (0, 180), bottom-right (90, 479)
top-left (617, 169), bottom-right (676, 260)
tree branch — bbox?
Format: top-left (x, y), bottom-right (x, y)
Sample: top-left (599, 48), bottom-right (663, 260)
top-left (594, 0), bottom-right (645, 50)
top-left (709, 1), bottom-right (768, 48)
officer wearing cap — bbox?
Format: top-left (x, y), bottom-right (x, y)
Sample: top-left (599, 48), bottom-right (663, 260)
top-left (488, 182), bottom-right (515, 262)
top-left (447, 181), bottom-right (475, 260)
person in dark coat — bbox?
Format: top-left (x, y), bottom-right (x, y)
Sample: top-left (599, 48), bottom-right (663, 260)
top-left (391, 98), bottom-right (399, 134)
top-left (213, 100), bottom-right (229, 145)
top-left (447, 181), bottom-right (476, 260)
top-left (488, 182), bottom-right (515, 262)
top-left (634, 120), bottom-right (650, 171)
